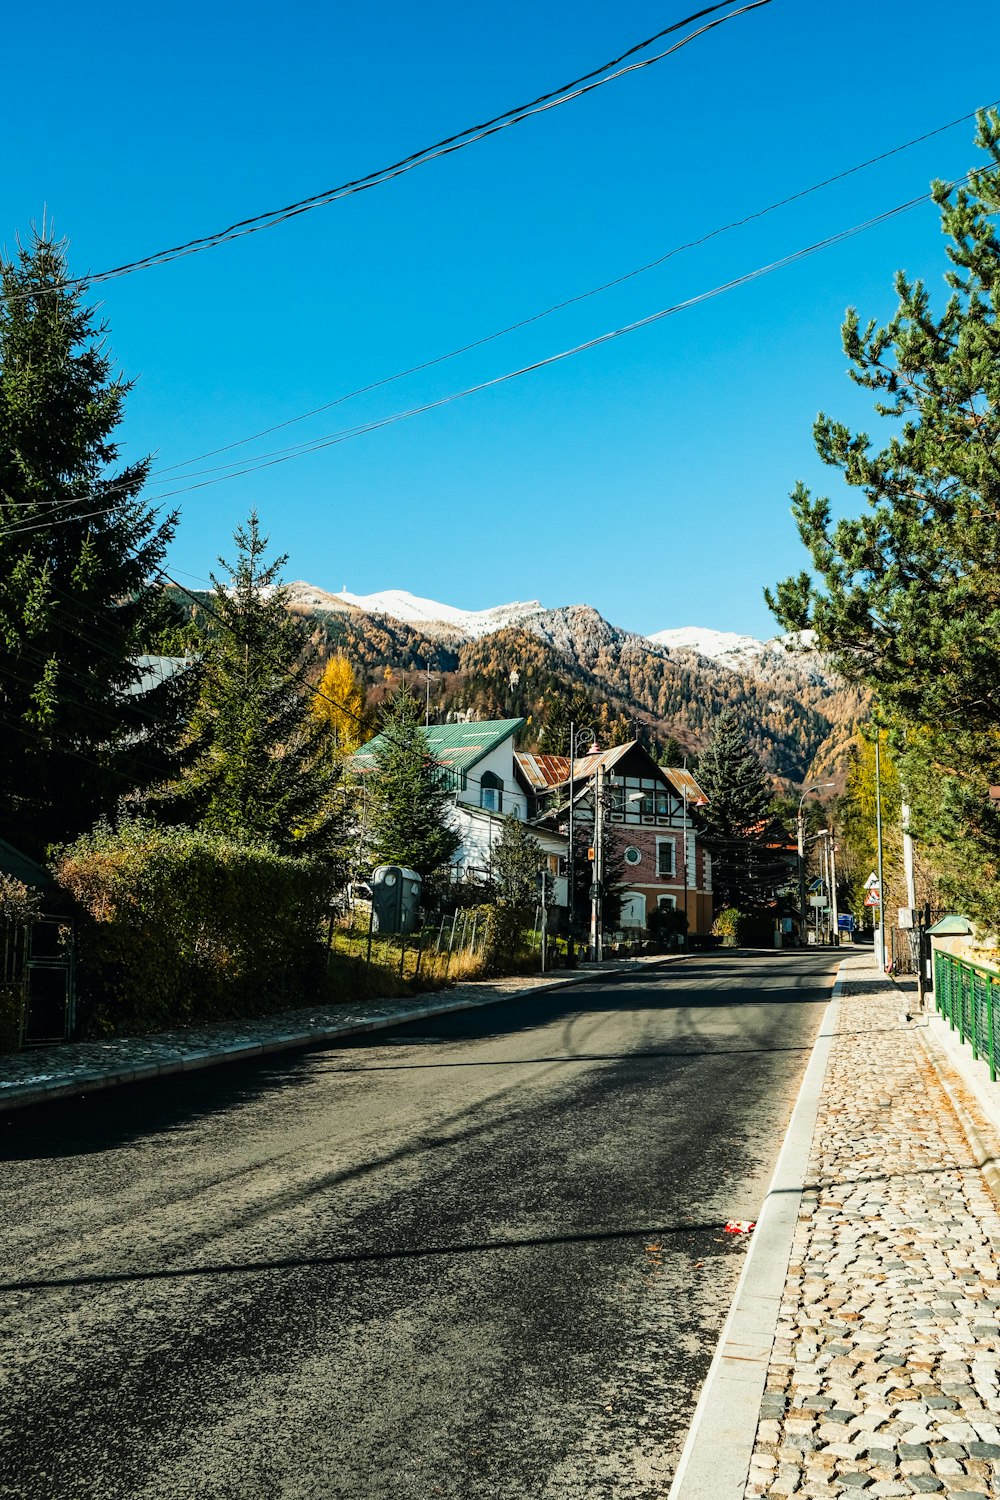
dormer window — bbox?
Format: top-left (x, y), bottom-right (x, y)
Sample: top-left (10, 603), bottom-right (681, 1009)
top-left (480, 771), bottom-right (503, 813)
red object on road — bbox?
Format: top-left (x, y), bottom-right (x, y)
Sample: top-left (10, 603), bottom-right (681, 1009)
top-left (723, 1220), bottom-right (755, 1235)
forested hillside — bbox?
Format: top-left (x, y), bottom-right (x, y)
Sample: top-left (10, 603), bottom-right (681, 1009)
top-left (164, 586), bottom-right (866, 785)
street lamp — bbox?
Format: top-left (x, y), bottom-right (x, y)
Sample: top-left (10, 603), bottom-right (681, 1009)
top-left (567, 723), bottom-right (598, 965)
top-left (798, 783), bottom-right (834, 946)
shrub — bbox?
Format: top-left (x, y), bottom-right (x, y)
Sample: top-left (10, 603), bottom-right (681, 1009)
top-left (53, 821), bottom-right (331, 1034)
top-left (474, 901), bottom-right (533, 977)
top-left (711, 908), bottom-right (743, 946)
top-left (711, 907), bottom-right (774, 947)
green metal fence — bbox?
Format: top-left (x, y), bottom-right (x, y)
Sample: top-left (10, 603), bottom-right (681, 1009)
top-left (934, 949), bottom-right (999, 1082)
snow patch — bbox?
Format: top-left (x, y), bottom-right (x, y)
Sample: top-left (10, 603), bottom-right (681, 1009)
top-left (285, 583), bottom-right (547, 639)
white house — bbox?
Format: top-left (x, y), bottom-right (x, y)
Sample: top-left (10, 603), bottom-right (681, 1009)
top-left (350, 717), bottom-right (568, 901)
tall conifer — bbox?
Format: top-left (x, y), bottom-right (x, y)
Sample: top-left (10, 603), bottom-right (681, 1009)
top-left (0, 231), bottom-right (189, 853)
top-left (364, 690), bottom-right (460, 879)
top-left (174, 513), bottom-right (345, 863)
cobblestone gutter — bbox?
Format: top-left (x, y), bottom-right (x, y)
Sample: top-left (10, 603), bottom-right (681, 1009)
top-left (744, 959), bottom-right (1000, 1499)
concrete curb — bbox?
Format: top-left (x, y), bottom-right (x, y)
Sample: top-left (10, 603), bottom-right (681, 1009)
top-left (0, 954), bottom-right (683, 1115)
top-left (667, 963), bottom-right (845, 1500)
top-left (915, 1014), bottom-right (1000, 1212)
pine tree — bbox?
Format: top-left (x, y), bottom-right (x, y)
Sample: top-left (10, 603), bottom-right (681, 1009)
top-left (492, 814), bottom-right (542, 905)
top-left (364, 689), bottom-right (460, 879)
top-left (0, 231), bottom-right (190, 854)
top-left (173, 513), bottom-right (345, 862)
top-left (697, 709), bottom-right (774, 911)
top-left (765, 111), bottom-right (1000, 929)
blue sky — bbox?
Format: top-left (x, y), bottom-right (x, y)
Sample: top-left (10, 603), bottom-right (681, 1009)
top-left (6, 1), bottom-right (999, 637)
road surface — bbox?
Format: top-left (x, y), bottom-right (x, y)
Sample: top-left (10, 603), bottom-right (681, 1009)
top-left (0, 949), bottom-right (839, 1499)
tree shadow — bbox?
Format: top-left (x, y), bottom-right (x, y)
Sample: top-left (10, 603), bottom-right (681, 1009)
top-left (0, 951), bottom-right (838, 1164)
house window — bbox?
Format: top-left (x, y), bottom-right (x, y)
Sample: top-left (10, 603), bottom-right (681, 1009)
top-left (480, 771), bottom-right (503, 813)
top-left (624, 846), bottom-right (642, 867)
top-left (656, 838), bottom-right (675, 878)
top-left (658, 895), bottom-right (677, 912)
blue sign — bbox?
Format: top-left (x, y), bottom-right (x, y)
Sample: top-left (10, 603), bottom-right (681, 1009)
top-left (838, 914), bottom-right (855, 931)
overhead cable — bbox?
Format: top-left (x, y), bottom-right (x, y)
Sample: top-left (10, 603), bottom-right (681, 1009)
top-left (0, 2), bottom-right (770, 299)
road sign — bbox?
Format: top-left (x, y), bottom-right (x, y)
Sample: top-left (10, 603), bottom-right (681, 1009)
top-left (864, 872), bottom-right (879, 889)
top-left (864, 888), bottom-right (881, 907)
top-left (838, 914), bottom-right (855, 931)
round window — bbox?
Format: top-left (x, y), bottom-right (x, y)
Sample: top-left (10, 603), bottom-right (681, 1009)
top-left (383, 873), bottom-right (397, 887)
top-left (624, 846), bottom-right (642, 866)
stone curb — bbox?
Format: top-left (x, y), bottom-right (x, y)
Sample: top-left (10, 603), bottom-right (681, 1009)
top-left (667, 962), bottom-right (845, 1500)
top-left (915, 1015), bottom-right (1000, 1213)
top-left (0, 954), bottom-right (684, 1115)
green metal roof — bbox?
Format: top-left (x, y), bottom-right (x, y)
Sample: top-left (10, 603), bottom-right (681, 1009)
top-left (352, 717), bottom-right (525, 776)
top-left (926, 914), bottom-right (974, 936)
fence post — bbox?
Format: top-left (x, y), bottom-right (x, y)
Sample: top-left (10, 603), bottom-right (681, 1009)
top-left (444, 909), bottom-right (458, 979)
top-left (398, 934), bottom-right (406, 978)
top-left (971, 969), bottom-right (980, 1062)
top-left (988, 977), bottom-right (997, 1084)
top-left (366, 900), bottom-right (375, 966)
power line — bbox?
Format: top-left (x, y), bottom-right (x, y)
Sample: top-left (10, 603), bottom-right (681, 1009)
top-left (132, 181), bottom-right (967, 502)
top-left (0, 174), bottom-right (962, 542)
top-left (1, 2), bottom-right (769, 301)
top-left (2, 115), bottom-right (991, 535)
top-left (0, 142), bottom-right (989, 541)
top-left (154, 96), bottom-right (1000, 477)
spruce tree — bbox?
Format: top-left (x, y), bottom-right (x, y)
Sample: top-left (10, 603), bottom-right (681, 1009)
top-left (173, 513), bottom-right (345, 863)
top-left (697, 709), bottom-right (774, 911)
top-left (492, 814), bottom-right (542, 904)
top-left (0, 231), bottom-right (190, 854)
top-left (364, 689), bottom-right (460, 879)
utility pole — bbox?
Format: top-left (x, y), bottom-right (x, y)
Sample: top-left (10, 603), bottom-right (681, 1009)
top-left (875, 730), bottom-right (887, 973)
top-left (423, 667), bottom-right (439, 727)
top-left (591, 762), bottom-right (604, 962)
top-left (681, 760), bottom-right (689, 943)
top-left (568, 723), bottom-right (576, 968)
top-left (798, 782), bottom-right (834, 947)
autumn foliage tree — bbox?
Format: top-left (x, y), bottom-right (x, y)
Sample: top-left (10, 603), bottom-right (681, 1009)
top-left (311, 654), bottom-right (366, 752)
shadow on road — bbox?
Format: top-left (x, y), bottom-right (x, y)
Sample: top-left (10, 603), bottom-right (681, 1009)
top-left (0, 1216), bottom-right (745, 1294)
top-left (0, 952), bottom-right (838, 1165)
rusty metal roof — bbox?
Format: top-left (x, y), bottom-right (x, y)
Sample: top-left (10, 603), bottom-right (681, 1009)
top-left (514, 752), bottom-right (571, 789)
top-left (663, 768), bottom-right (709, 805)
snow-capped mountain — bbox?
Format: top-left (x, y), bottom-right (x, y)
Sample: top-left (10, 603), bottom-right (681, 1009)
top-left (647, 625), bottom-right (769, 666)
top-left (287, 582), bottom-right (828, 684)
top-left (270, 580), bottom-right (863, 785)
top-left (286, 583), bottom-right (547, 640)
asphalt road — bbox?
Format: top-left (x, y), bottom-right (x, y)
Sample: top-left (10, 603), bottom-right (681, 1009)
top-left (0, 950), bottom-right (839, 1500)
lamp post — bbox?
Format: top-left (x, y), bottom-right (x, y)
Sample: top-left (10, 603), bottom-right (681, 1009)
top-left (828, 829), bottom-right (840, 946)
top-left (567, 723), bottom-right (597, 966)
top-left (798, 783), bottom-right (834, 947)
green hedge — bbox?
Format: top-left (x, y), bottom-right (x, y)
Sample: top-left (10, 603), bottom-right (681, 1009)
top-left (54, 821), bottom-right (331, 1035)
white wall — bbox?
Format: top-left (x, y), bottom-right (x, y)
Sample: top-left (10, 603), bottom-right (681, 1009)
top-left (453, 737), bottom-right (528, 820)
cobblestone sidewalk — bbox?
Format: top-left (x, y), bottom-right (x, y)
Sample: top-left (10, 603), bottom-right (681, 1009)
top-left (744, 954), bottom-right (1000, 1499)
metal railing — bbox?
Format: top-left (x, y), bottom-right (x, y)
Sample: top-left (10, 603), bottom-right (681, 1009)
top-left (934, 949), bottom-right (999, 1082)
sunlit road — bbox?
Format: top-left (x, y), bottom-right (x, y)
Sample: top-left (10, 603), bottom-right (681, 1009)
top-left (0, 950), bottom-right (839, 1500)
